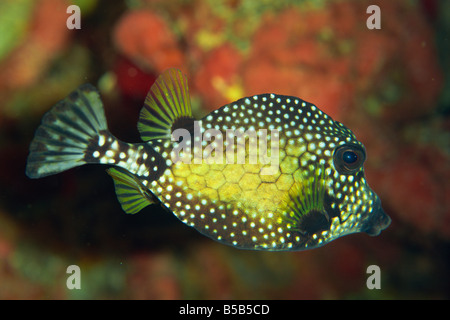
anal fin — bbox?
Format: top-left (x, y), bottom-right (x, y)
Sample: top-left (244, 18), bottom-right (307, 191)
top-left (107, 167), bottom-right (156, 214)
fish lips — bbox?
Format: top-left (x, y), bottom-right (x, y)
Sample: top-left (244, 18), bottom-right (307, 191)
top-left (362, 201), bottom-right (391, 236)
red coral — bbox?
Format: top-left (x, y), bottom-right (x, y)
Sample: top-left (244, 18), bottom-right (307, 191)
top-left (193, 43), bottom-right (243, 109)
top-left (114, 56), bottom-right (157, 100)
top-left (113, 10), bottom-right (185, 74)
top-left (0, 0), bottom-right (70, 91)
top-left (370, 146), bottom-right (449, 237)
top-left (127, 253), bottom-right (180, 299)
top-left (356, 1), bottom-right (443, 121)
top-left (243, 9), bottom-right (352, 120)
top-left (242, 1), bottom-right (442, 123)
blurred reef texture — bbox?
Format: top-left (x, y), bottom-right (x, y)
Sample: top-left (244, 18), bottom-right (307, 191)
top-left (0, 0), bottom-right (449, 299)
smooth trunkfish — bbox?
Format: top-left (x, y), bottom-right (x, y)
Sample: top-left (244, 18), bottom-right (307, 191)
top-left (26, 68), bottom-right (391, 251)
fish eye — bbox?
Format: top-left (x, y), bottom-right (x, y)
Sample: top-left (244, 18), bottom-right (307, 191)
top-left (333, 144), bottom-right (366, 175)
top-left (343, 151), bottom-right (358, 164)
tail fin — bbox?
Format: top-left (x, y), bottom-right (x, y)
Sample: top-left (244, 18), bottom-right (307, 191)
top-left (26, 84), bottom-right (108, 178)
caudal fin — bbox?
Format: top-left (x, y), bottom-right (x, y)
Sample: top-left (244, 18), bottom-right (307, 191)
top-left (26, 84), bottom-right (108, 178)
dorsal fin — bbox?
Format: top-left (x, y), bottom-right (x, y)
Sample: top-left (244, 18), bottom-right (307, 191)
top-left (138, 68), bottom-right (194, 142)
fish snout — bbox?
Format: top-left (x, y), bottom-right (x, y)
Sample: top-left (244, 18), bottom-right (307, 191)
top-left (362, 204), bottom-right (391, 236)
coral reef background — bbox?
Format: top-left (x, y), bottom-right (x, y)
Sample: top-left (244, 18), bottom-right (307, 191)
top-left (0, 0), bottom-right (448, 299)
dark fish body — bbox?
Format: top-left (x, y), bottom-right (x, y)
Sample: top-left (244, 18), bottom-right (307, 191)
top-left (26, 69), bottom-right (391, 251)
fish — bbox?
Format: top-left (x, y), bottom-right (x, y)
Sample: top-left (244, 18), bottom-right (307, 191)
top-left (26, 68), bottom-right (391, 251)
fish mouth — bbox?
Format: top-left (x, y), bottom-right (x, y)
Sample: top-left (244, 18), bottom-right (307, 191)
top-left (362, 201), bottom-right (391, 236)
